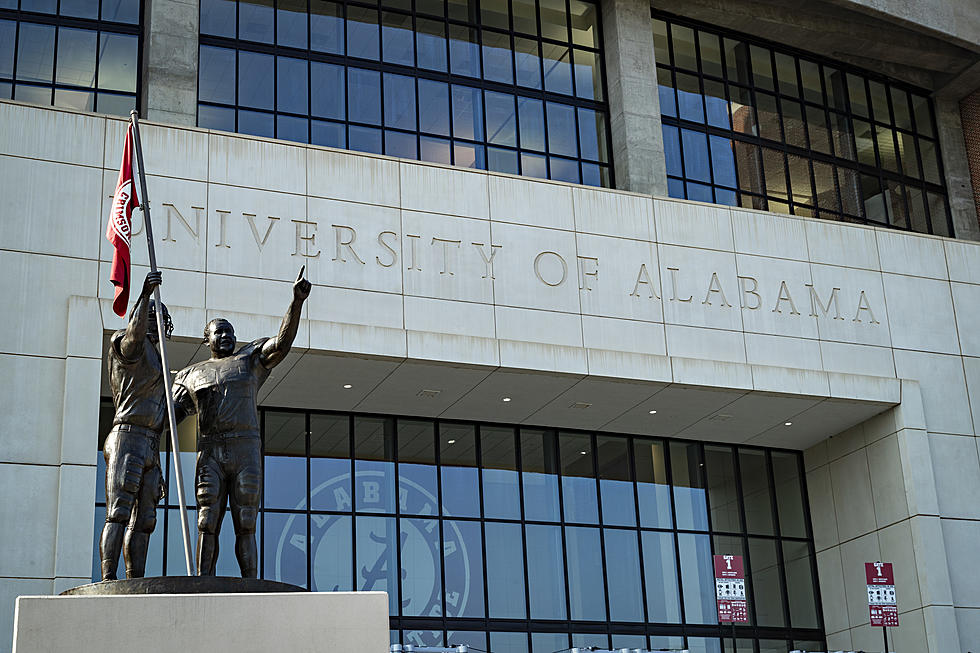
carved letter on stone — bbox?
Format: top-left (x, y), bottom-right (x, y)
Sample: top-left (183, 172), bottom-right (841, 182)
top-left (162, 204), bottom-right (203, 243)
top-left (806, 284), bottom-right (844, 320)
top-left (853, 290), bottom-right (880, 324)
top-left (702, 272), bottom-right (731, 307)
top-left (472, 242), bottom-right (502, 279)
top-left (738, 275), bottom-right (761, 310)
top-left (534, 251), bottom-right (568, 287)
top-left (245, 213), bottom-right (279, 251)
top-left (291, 219), bottom-right (321, 258)
top-left (577, 256), bottom-right (599, 291)
top-left (666, 267), bottom-right (692, 302)
top-left (406, 234), bottom-right (422, 271)
top-left (771, 280), bottom-right (800, 315)
top-left (630, 264), bottom-right (660, 299)
top-left (431, 237), bottom-right (462, 275)
top-left (376, 231), bottom-right (398, 268)
top-left (332, 225), bottom-right (366, 264)
top-left (214, 209), bottom-right (231, 249)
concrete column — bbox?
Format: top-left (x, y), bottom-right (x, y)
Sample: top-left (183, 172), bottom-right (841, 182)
top-left (140, 0), bottom-right (199, 126)
top-left (601, 0), bottom-right (667, 196)
top-left (934, 97), bottom-right (980, 241)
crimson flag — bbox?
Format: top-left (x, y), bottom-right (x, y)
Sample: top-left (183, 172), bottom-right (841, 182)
top-left (106, 124), bottom-right (140, 317)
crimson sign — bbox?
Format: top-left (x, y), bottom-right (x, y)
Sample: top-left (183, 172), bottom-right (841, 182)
top-left (865, 561), bottom-right (899, 627)
top-left (713, 554), bottom-right (748, 623)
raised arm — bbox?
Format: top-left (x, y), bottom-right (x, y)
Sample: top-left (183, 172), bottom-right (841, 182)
top-left (260, 266), bottom-right (312, 369)
top-left (118, 271), bottom-right (162, 361)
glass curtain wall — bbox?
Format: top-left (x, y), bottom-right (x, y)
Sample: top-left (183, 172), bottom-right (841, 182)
top-left (0, 0), bottom-right (141, 114)
top-left (197, 0), bottom-right (613, 186)
top-left (94, 401), bottom-right (824, 652)
top-left (653, 11), bottom-right (953, 236)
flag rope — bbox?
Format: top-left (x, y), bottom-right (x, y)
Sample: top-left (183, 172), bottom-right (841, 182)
top-left (129, 110), bottom-right (195, 576)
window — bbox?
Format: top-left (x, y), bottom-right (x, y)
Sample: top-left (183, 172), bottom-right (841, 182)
top-left (198, 0), bottom-right (613, 186)
top-left (653, 12), bottom-right (952, 236)
top-left (0, 0), bottom-right (141, 115)
top-left (94, 401), bottom-right (825, 649)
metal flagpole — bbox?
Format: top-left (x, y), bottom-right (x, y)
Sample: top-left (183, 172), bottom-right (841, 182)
top-left (129, 110), bottom-right (195, 576)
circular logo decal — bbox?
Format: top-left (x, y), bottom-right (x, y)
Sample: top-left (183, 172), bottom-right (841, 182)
top-left (274, 470), bottom-right (472, 647)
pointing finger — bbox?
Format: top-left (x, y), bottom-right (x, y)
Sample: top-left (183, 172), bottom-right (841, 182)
top-left (297, 265), bottom-right (306, 281)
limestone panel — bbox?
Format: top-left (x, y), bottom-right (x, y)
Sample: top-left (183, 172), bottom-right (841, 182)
top-left (0, 102), bottom-right (104, 167)
top-left (53, 464), bottom-right (96, 579)
top-left (928, 433), bottom-right (980, 518)
top-left (0, 463), bottom-right (59, 577)
top-left (830, 449), bottom-right (876, 542)
top-left (809, 263), bottom-right (891, 348)
top-left (734, 254), bottom-right (818, 340)
top-left (575, 233), bottom-right (663, 323)
top-left (103, 118), bottom-right (208, 181)
top-left (881, 274), bottom-right (959, 355)
top-left (804, 219), bottom-right (880, 271)
top-left (581, 315), bottom-right (666, 356)
top-left (894, 350), bottom-right (973, 435)
top-left (658, 245), bottom-right (742, 332)
top-left (572, 186), bottom-right (655, 241)
top-left (743, 332), bottom-right (822, 371)
top-left (875, 228), bottom-right (949, 280)
top-left (731, 209), bottom-right (808, 261)
top-left (942, 518), bottom-right (980, 608)
top-left (0, 355), bottom-right (66, 465)
top-left (654, 199), bottom-right (733, 252)
top-left (490, 222), bottom-right (580, 313)
top-left (399, 161), bottom-right (489, 219)
top-left (208, 133), bottom-right (307, 195)
top-left (951, 282), bottom-right (980, 356)
top-left (488, 174), bottom-right (575, 231)
top-left (307, 147), bottom-right (400, 208)
top-left (401, 211), bottom-right (494, 303)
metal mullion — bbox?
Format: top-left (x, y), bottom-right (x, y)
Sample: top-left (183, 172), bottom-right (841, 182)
top-left (391, 417), bottom-right (405, 623)
top-left (795, 454), bottom-right (826, 644)
top-left (728, 446), bottom-right (758, 635)
top-left (349, 414), bottom-right (357, 593)
top-left (434, 421), bottom-right (448, 632)
top-left (590, 431), bottom-right (613, 635)
top-left (258, 408), bottom-right (266, 578)
top-left (588, 0), bottom-right (612, 185)
top-left (531, 0), bottom-right (552, 178)
top-left (763, 450), bottom-right (793, 633)
top-left (661, 439), bottom-right (689, 628)
top-left (474, 424), bottom-right (492, 629)
top-left (305, 411), bottom-right (312, 589)
top-left (551, 429), bottom-right (574, 629)
top-left (514, 426), bottom-right (532, 626)
top-left (629, 436), bottom-right (653, 628)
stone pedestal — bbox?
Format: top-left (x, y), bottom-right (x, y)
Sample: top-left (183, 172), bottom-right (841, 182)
top-left (12, 589), bottom-right (389, 653)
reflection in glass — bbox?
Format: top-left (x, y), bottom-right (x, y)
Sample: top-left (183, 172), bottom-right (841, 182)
top-left (783, 540), bottom-right (818, 628)
top-left (641, 531), bottom-right (681, 622)
top-left (445, 520), bottom-right (485, 617)
top-left (264, 512), bottom-right (308, 587)
top-left (485, 91), bottom-right (517, 147)
top-left (238, 50), bottom-right (273, 109)
top-left (526, 524), bottom-right (566, 619)
top-left (348, 67), bottom-right (381, 125)
top-left (452, 84), bottom-right (483, 141)
top-left (681, 129), bottom-right (709, 184)
top-left (603, 528), bottom-right (642, 621)
top-left (384, 73), bottom-right (417, 131)
top-left (356, 515), bottom-right (399, 614)
top-left (573, 49), bottom-right (601, 101)
top-left (485, 521), bottom-right (526, 618)
top-left (676, 72), bottom-right (704, 123)
top-left (518, 97), bottom-right (545, 151)
top-left (240, 0), bottom-right (274, 43)
top-left (0, 20), bottom-right (14, 78)
top-left (199, 104), bottom-right (234, 131)
top-left (310, 514), bottom-right (352, 591)
top-left (264, 411), bottom-right (307, 510)
top-left (704, 79), bottom-right (728, 129)
top-left (709, 135), bottom-right (736, 188)
top-left (538, 0), bottom-right (567, 41)
top-left (515, 37), bottom-right (542, 89)
top-left (421, 135), bottom-right (452, 164)
top-left (542, 43), bottom-right (573, 96)
top-left (401, 518), bottom-right (441, 616)
top-left (449, 25), bottom-right (480, 78)
top-left (548, 154), bottom-right (576, 180)
top-left (440, 424), bottom-right (479, 517)
top-left (312, 119), bottom-right (345, 147)
top-left (347, 7), bottom-right (380, 60)
top-left (311, 0), bottom-right (344, 54)
top-left (200, 46), bottom-right (236, 104)
top-left (678, 532), bottom-right (716, 624)
top-left (16, 23), bottom-right (55, 83)
top-left (482, 31), bottom-right (512, 85)
top-left (311, 61), bottom-right (345, 120)
top-left (397, 419), bottom-right (436, 515)
top-left (739, 450), bottom-right (775, 535)
top-left (596, 436), bottom-right (634, 526)
top-left (492, 632), bottom-right (529, 653)
top-left (481, 426), bottom-right (520, 519)
top-left (705, 446), bottom-right (740, 533)
top-left (310, 413), bottom-right (350, 512)
top-left (749, 537), bottom-right (785, 626)
top-left (547, 101), bottom-right (577, 159)
top-left (565, 526), bottom-right (604, 620)
top-left (55, 88), bottom-right (95, 110)
top-left (489, 147), bottom-right (519, 174)
top-left (61, 0), bottom-right (97, 17)
top-left (278, 0), bottom-right (308, 47)
top-left (354, 416), bottom-right (396, 513)
top-left (277, 56), bottom-right (309, 115)
top-left (416, 18), bottom-right (447, 71)
top-left (636, 439), bottom-right (672, 528)
top-left (521, 429), bottom-right (560, 522)
top-left (56, 28), bottom-right (97, 88)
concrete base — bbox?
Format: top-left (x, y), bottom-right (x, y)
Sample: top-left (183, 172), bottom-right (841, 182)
top-left (12, 590), bottom-right (389, 653)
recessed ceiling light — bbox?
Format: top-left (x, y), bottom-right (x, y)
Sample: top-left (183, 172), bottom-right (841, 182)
top-left (579, 450), bottom-right (587, 455)
top-left (502, 397), bottom-right (511, 402)
top-left (784, 421), bottom-right (793, 426)
top-left (447, 439), bottom-right (456, 445)
top-left (648, 409), bottom-right (658, 414)
top-left (343, 384), bottom-right (352, 389)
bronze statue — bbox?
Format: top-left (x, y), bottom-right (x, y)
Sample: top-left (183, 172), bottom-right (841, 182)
top-left (100, 271), bottom-right (171, 580)
top-left (173, 267), bottom-right (311, 577)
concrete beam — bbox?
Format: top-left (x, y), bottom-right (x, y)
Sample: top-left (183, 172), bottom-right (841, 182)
top-left (140, 0), bottom-right (198, 126)
top-left (601, 0), bottom-right (667, 196)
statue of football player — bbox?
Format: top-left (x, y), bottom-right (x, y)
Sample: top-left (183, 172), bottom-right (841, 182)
top-left (172, 266), bottom-right (311, 577)
top-left (100, 270), bottom-right (171, 581)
